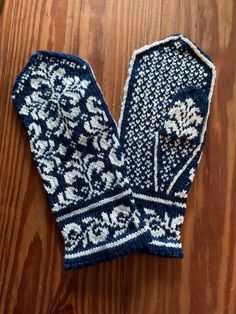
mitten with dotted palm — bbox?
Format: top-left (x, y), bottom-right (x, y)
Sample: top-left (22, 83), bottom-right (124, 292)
top-left (12, 51), bottom-right (149, 269)
top-left (118, 34), bottom-right (216, 257)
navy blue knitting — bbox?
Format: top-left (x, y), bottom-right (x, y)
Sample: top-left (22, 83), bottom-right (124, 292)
top-left (118, 34), bottom-right (216, 257)
top-left (12, 51), bottom-right (149, 269)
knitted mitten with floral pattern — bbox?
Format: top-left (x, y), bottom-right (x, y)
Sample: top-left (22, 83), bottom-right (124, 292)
top-left (12, 51), bottom-right (149, 269)
top-left (118, 34), bottom-right (216, 257)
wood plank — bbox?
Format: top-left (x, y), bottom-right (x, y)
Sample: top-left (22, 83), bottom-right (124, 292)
top-left (0, 0), bottom-right (235, 313)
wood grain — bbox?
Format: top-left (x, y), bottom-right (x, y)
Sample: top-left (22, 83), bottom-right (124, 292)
top-left (0, 0), bottom-right (235, 313)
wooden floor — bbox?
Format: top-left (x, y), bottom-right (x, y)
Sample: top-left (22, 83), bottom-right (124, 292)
top-left (0, 1), bottom-right (236, 313)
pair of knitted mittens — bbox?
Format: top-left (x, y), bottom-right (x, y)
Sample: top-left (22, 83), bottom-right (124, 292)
top-left (12, 34), bottom-right (216, 269)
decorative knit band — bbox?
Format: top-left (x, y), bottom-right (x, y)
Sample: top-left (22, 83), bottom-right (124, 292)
top-left (12, 51), bottom-right (149, 269)
top-left (118, 34), bottom-right (216, 257)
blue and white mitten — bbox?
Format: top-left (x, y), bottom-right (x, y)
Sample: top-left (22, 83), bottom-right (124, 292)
top-left (118, 35), bottom-right (216, 257)
top-left (12, 51), bottom-right (149, 269)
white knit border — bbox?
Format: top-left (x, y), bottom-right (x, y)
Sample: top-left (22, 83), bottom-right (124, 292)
top-left (56, 190), bottom-right (130, 222)
top-left (154, 132), bottom-right (159, 192)
top-left (133, 193), bottom-right (186, 209)
top-left (150, 240), bottom-right (182, 248)
top-left (65, 228), bottom-right (146, 259)
top-left (118, 34), bottom-right (216, 135)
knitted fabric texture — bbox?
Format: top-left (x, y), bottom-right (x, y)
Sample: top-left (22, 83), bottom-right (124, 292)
top-left (12, 51), bottom-right (149, 269)
top-left (118, 34), bottom-right (216, 257)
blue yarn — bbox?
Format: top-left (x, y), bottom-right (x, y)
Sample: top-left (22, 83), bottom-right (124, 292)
top-left (12, 50), bottom-right (150, 269)
top-left (118, 34), bottom-right (216, 257)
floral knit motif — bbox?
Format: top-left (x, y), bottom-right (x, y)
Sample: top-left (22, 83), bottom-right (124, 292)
top-left (119, 34), bottom-right (216, 257)
top-left (62, 206), bottom-right (141, 251)
top-left (13, 54), bottom-right (127, 211)
top-left (12, 35), bottom-right (216, 266)
top-left (12, 51), bottom-right (149, 269)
